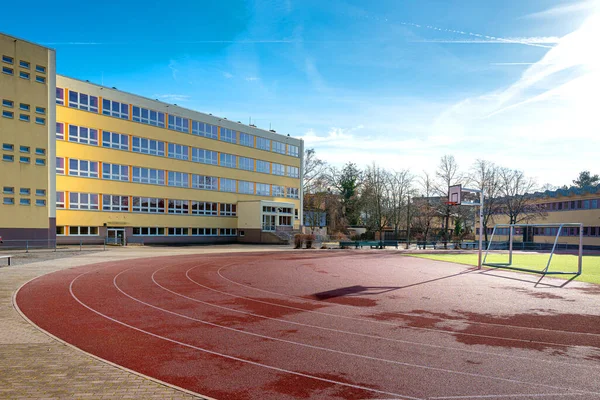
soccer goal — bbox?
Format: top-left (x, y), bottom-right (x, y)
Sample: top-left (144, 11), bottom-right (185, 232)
top-left (483, 223), bottom-right (583, 276)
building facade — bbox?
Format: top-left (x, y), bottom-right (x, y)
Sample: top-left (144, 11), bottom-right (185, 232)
top-left (0, 34), bottom-right (56, 241)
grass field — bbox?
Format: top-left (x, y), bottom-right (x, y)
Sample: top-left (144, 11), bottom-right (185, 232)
top-left (408, 252), bottom-right (600, 284)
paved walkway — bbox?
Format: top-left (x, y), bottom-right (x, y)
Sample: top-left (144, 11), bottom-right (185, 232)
top-left (0, 245), bottom-right (289, 399)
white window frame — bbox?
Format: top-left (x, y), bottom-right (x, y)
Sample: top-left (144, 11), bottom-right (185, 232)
top-left (238, 157), bottom-right (254, 171)
top-left (168, 143), bottom-right (189, 160)
top-left (132, 167), bottom-right (165, 185)
top-left (220, 153), bottom-right (236, 168)
top-left (133, 227), bottom-right (165, 236)
top-left (256, 183), bottom-right (271, 196)
top-left (220, 228), bottom-right (237, 236)
top-left (272, 163), bottom-right (285, 176)
top-left (220, 128), bottom-right (237, 144)
top-left (56, 192), bottom-right (65, 209)
top-left (191, 121), bottom-right (218, 139)
top-left (132, 197), bottom-right (165, 213)
top-left (102, 131), bottom-right (129, 150)
top-left (256, 160), bottom-right (270, 174)
top-left (56, 157), bottom-right (65, 174)
top-left (132, 106), bottom-right (165, 127)
top-left (256, 137), bottom-right (270, 151)
top-left (69, 192), bottom-right (99, 210)
top-left (238, 181), bottom-right (254, 195)
top-left (168, 171), bottom-right (189, 188)
top-left (287, 166), bottom-right (300, 178)
top-left (220, 203), bottom-right (237, 216)
top-left (102, 163), bottom-right (129, 181)
top-left (102, 194), bottom-right (129, 212)
top-left (191, 148), bottom-right (218, 165)
top-left (191, 228), bottom-right (218, 236)
top-left (191, 201), bottom-right (218, 216)
top-left (102, 98), bottom-right (129, 119)
top-left (56, 122), bottom-right (64, 140)
top-left (168, 115), bottom-right (189, 133)
top-left (69, 124), bottom-right (98, 146)
top-left (286, 187), bottom-right (300, 199)
top-left (272, 185), bottom-right (285, 197)
top-left (168, 199), bottom-right (188, 214)
top-left (69, 159), bottom-right (99, 178)
top-left (220, 178), bottom-right (236, 193)
top-left (272, 141), bottom-right (286, 154)
top-left (288, 145), bottom-right (299, 157)
top-left (239, 132), bottom-right (254, 147)
top-left (132, 136), bottom-right (165, 156)
top-left (192, 175), bottom-right (218, 191)
top-left (68, 91), bottom-right (98, 112)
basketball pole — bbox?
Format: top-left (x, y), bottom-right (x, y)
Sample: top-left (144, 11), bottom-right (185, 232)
top-left (478, 190), bottom-right (484, 270)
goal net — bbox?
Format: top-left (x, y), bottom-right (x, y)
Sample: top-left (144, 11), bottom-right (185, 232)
top-left (483, 223), bottom-right (583, 276)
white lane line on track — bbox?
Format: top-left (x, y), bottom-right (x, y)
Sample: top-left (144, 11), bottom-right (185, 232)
top-left (68, 268), bottom-right (415, 400)
top-left (109, 267), bottom-right (599, 397)
top-left (429, 392), bottom-right (587, 399)
top-left (190, 267), bottom-right (592, 351)
top-left (217, 261), bottom-right (600, 338)
top-left (163, 266), bottom-right (600, 370)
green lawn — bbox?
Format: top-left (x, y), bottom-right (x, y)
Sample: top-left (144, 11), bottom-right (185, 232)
top-left (407, 252), bottom-right (600, 285)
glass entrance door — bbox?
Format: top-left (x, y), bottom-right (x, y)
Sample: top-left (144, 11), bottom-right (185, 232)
top-left (262, 215), bottom-right (276, 231)
top-left (107, 228), bottom-right (126, 245)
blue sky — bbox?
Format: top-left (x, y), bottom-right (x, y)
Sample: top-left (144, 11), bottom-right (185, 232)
top-left (2, 0), bottom-right (598, 187)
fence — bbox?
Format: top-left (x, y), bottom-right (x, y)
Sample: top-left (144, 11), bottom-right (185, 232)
top-left (0, 238), bottom-right (106, 253)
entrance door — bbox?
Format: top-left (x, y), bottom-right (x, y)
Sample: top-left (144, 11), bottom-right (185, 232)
top-left (262, 215), bottom-right (276, 231)
top-left (107, 228), bottom-right (126, 245)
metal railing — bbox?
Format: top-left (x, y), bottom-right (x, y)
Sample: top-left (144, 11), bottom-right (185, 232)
top-left (0, 238), bottom-right (107, 253)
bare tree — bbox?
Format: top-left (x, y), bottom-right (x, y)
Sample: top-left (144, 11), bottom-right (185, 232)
top-left (388, 169), bottom-right (413, 239)
top-left (329, 163), bottom-right (362, 228)
top-left (361, 164), bottom-right (392, 240)
top-left (469, 159), bottom-right (502, 242)
top-left (303, 148), bottom-right (327, 195)
top-left (434, 155), bottom-right (464, 248)
top-left (411, 171), bottom-right (437, 244)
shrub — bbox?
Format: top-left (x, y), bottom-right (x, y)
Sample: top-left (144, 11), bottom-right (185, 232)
top-left (294, 234), bottom-right (304, 249)
top-left (305, 234), bottom-right (316, 249)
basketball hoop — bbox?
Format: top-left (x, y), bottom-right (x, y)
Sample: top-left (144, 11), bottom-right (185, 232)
top-left (443, 201), bottom-right (459, 206)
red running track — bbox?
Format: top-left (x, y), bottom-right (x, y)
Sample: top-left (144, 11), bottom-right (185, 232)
top-left (16, 252), bottom-right (600, 399)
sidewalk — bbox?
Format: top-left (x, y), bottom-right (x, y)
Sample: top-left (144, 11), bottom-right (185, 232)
top-left (0, 245), bottom-right (288, 399)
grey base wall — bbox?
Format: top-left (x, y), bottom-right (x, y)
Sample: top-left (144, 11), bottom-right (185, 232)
top-left (237, 229), bottom-right (287, 244)
top-left (0, 218), bottom-right (57, 243)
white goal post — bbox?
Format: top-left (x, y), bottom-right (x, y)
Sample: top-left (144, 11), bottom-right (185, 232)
top-left (483, 223), bottom-right (583, 276)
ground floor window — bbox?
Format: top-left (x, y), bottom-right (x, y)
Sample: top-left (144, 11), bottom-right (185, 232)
top-left (132, 227), bottom-right (165, 236)
top-left (220, 228), bottom-right (237, 236)
top-left (191, 228), bottom-right (218, 236)
top-left (68, 226), bottom-right (99, 236)
top-left (168, 227), bottom-right (188, 236)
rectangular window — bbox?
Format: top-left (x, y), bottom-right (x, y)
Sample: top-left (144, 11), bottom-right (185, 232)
top-left (69, 91), bottom-right (99, 112)
top-left (168, 143), bottom-right (189, 160)
top-left (240, 132), bottom-right (254, 147)
top-left (20, 103), bottom-right (30, 111)
top-left (2, 154), bottom-right (14, 162)
top-left (20, 188), bottom-right (30, 196)
top-left (191, 201), bottom-right (218, 216)
top-left (132, 167), bottom-right (165, 185)
top-left (2, 143), bottom-right (13, 151)
top-left (69, 192), bottom-right (99, 210)
top-left (191, 120), bottom-right (218, 139)
top-left (102, 163), bottom-right (129, 181)
top-left (220, 153), bottom-right (236, 168)
top-left (256, 183), bottom-right (271, 196)
top-left (36, 189), bottom-right (46, 196)
top-left (68, 226), bottom-right (99, 236)
top-left (19, 60), bottom-right (30, 69)
top-left (168, 171), bottom-right (189, 188)
top-left (56, 157), bottom-right (65, 174)
top-left (191, 148), bottom-right (218, 165)
top-left (2, 66), bottom-right (13, 75)
top-left (287, 145), bottom-right (299, 157)
top-left (238, 157), bottom-right (254, 171)
top-left (3, 187), bottom-right (14, 194)
top-left (19, 71), bottom-right (30, 80)
top-left (20, 156), bottom-right (30, 163)
top-left (36, 65), bottom-right (46, 73)
top-left (35, 76), bottom-right (46, 84)
top-left (168, 228), bottom-right (189, 236)
top-left (286, 187), bottom-right (299, 199)
top-left (3, 197), bottom-right (14, 205)
top-left (56, 122), bottom-right (64, 140)
top-left (56, 192), bottom-right (65, 209)
top-left (2, 110), bottom-right (14, 119)
top-left (35, 148), bottom-right (45, 155)
top-left (220, 178), bottom-right (237, 193)
top-left (69, 124), bottom-right (99, 145)
top-left (287, 166), bottom-right (300, 178)
top-left (102, 98), bottom-right (129, 119)
top-left (35, 158), bottom-right (46, 166)
top-left (69, 159), bottom-right (99, 178)
top-left (168, 199), bottom-right (188, 214)
top-left (256, 160), bottom-right (270, 174)
top-left (36, 199), bottom-right (46, 207)
top-left (102, 131), bottom-right (129, 150)
top-left (220, 228), bottom-right (237, 236)
top-left (102, 194), bottom-right (129, 212)
top-left (19, 114), bottom-right (30, 122)
top-left (220, 203), bottom-right (237, 216)
top-left (132, 197), bottom-right (165, 213)
top-left (35, 106), bottom-right (45, 115)
top-left (2, 99), bottom-right (13, 108)
top-left (168, 115), bottom-right (189, 133)
top-left (35, 117), bottom-right (45, 125)
top-left (238, 181), bottom-right (254, 194)
top-left (272, 185), bottom-right (285, 197)
top-left (132, 106), bottom-right (165, 127)
top-left (220, 128), bottom-right (237, 144)
top-left (272, 164), bottom-right (285, 176)
top-left (20, 198), bottom-right (31, 206)
top-left (131, 136), bottom-right (165, 156)
top-left (56, 88), bottom-right (64, 105)
top-left (272, 141), bottom-right (286, 154)
top-left (192, 175), bottom-right (218, 191)
top-left (132, 227), bottom-right (165, 236)
top-left (2, 55), bottom-right (13, 64)
top-left (256, 137), bottom-right (270, 151)
top-left (191, 228), bottom-right (218, 236)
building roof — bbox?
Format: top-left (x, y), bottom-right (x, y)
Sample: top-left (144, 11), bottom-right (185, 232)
top-left (532, 184), bottom-right (600, 199)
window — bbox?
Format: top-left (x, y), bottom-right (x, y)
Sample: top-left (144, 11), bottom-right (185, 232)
top-left (272, 141), bottom-right (286, 154)
top-left (272, 164), bottom-right (285, 176)
top-left (68, 226), bottom-right (99, 236)
top-left (35, 76), bottom-right (46, 84)
top-left (220, 128), bottom-right (237, 143)
top-left (220, 153), bottom-right (236, 168)
top-left (191, 148), bottom-right (218, 165)
top-left (2, 99), bottom-right (13, 108)
top-left (19, 114), bottom-right (30, 122)
top-left (102, 98), bottom-right (129, 119)
top-left (220, 203), bottom-right (237, 216)
top-left (36, 199), bottom-right (46, 207)
top-left (286, 187), bottom-right (299, 199)
top-left (220, 228), bottom-right (237, 236)
top-left (69, 91), bottom-right (99, 112)
top-left (287, 166), bottom-right (300, 178)
top-left (133, 227), bottom-right (165, 236)
top-left (272, 185), bottom-right (285, 197)
top-left (1, 66), bottom-right (15, 76)
top-left (35, 158), bottom-right (46, 166)
top-left (168, 143), bottom-right (189, 160)
top-left (168, 115), bottom-right (189, 133)
top-left (20, 145), bottom-right (30, 153)
top-left (168, 228), bottom-right (189, 236)
top-left (168, 171), bottom-right (189, 188)
top-left (56, 157), bottom-right (65, 174)
top-left (35, 115), bottom-right (45, 124)
top-left (132, 106), bottom-right (165, 127)
top-left (238, 181), bottom-right (254, 194)
top-left (69, 124), bottom-right (98, 145)
top-left (102, 163), bottom-right (129, 181)
top-left (2, 143), bottom-right (13, 151)
top-left (192, 175), bottom-right (218, 190)
top-left (238, 157), bottom-right (254, 171)
top-left (3, 198), bottom-right (14, 205)
top-left (288, 145), bottom-right (299, 157)
top-left (36, 189), bottom-right (46, 196)
top-left (56, 123), bottom-right (64, 140)
top-left (102, 131), bottom-right (129, 150)
top-left (19, 71), bottom-right (30, 80)
top-left (168, 199), bottom-right (188, 214)
top-left (20, 156), bottom-right (30, 163)
top-left (191, 201), bottom-right (218, 216)
top-left (56, 192), bottom-right (65, 209)
top-left (3, 187), bottom-right (14, 194)
top-left (257, 160), bottom-right (270, 174)
top-left (69, 159), bottom-right (99, 178)
top-left (35, 106), bottom-right (45, 115)
top-left (132, 167), bottom-right (165, 185)
top-left (2, 155), bottom-right (14, 162)
top-left (36, 65), bottom-right (46, 73)
top-left (220, 178), bottom-right (236, 192)
top-left (19, 103), bottom-right (30, 111)
top-left (20, 198), bottom-right (31, 206)
top-left (240, 132), bottom-right (254, 147)
top-left (102, 194), bottom-right (129, 212)
top-left (256, 183), bottom-right (271, 196)
top-left (19, 60), bottom-right (30, 69)
top-left (20, 188), bottom-right (30, 196)
top-left (191, 228), bottom-right (218, 236)
top-left (2, 110), bottom-right (13, 119)
top-left (132, 136), bottom-right (165, 156)
top-left (69, 193), bottom-right (99, 210)
top-left (191, 121), bottom-right (218, 139)
top-left (35, 148), bottom-right (45, 155)
top-left (256, 137), bottom-right (270, 151)
top-left (56, 88), bottom-right (64, 105)
top-left (2, 55), bottom-right (13, 64)
top-left (132, 197), bottom-right (165, 213)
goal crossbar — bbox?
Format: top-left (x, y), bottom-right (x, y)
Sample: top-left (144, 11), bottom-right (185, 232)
top-left (483, 223), bottom-right (583, 276)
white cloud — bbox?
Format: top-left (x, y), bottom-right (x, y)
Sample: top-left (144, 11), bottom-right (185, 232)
top-left (223, 72), bottom-right (234, 79)
top-left (154, 94), bottom-right (191, 102)
top-left (522, 0), bottom-right (599, 19)
top-left (245, 76), bottom-right (260, 82)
